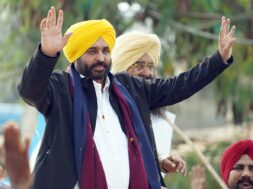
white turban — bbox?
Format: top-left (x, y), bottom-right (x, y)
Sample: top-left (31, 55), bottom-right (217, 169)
top-left (111, 32), bottom-right (161, 73)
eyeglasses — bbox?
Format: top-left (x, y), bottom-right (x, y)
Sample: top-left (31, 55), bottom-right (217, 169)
top-left (128, 62), bottom-right (155, 72)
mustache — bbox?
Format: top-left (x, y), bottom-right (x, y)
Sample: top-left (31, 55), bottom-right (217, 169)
top-left (90, 61), bottom-right (107, 69)
top-left (237, 177), bottom-right (253, 185)
top-left (139, 74), bottom-right (153, 79)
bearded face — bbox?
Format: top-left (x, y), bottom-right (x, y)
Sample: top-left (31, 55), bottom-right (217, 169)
top-left (74, 38), bottom-right (111, 83)
top-left (228, 155), bottom-right (253, 189)
top-left (76, 58), bottom-right (111, 80)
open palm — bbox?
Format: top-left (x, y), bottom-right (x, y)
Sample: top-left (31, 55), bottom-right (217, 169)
top-left (218, 16), bottom-right (237, 62)
top-left (40, 7), bottom-right (72, 57)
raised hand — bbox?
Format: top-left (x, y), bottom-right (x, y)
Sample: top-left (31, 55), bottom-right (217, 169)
top-left (40, 7), bottom-right (72, 57)
top-left (218, 16), bottom-right (237, 62)
top-left (3, 122), bottom-right (32, 189)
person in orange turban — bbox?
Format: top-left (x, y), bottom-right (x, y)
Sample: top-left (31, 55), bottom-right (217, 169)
top-left (220, 139), bottom-right (253, 189)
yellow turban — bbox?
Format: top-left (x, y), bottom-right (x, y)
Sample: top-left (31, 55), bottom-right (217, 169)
top-left (111, 32), bottom-right (161, 73)
top-left (63, 19), bottom-right (116, 63)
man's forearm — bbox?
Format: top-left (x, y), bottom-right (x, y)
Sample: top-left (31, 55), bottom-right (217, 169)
top-left (18, 44), bottom-right (59, 107)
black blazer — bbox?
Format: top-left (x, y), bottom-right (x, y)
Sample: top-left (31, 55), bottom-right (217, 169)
top-left (18, 45), bottom-right (232, 189)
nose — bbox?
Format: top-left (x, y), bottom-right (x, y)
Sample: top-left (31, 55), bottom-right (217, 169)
top-left (140, 67), bottom-right (153, 78)
top-left (97, 51), bottom-right (105, 62)
top-left (241, 167), bottom-right (252, 178)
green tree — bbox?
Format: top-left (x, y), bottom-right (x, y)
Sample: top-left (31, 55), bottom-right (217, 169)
top-left (1, 0), bottom-right (253, 125)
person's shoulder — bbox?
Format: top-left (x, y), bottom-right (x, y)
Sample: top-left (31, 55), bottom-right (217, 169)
top-left (114, 71), bottom-right (132, 83)
top-left (50, 70), bottom-right (70, 85)
top-left (114, 71), bottom-right (130, 79)
top-left (52, 69), bottom-right (68, 78)
top-left (115, 71), bottom-right (144, 82)
top-left (114, 72), bottom-right (155, 90)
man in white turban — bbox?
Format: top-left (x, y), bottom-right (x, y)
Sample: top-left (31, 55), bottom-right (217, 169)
top-left (112, 32), bottom-right (161, 74)
top-left (111, 32), bottom-right (187, 182)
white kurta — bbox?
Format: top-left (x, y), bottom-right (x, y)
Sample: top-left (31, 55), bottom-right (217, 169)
top-left (74, 77), bottom-right (129, 189)
top-left (151, 111), bottom-right (176, 162)
top-left (93, 78), bottom-right (130, 189)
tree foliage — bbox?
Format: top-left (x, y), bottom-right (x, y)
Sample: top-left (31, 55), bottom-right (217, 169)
top-left (165, 140), bottom-right (232, 189)
top-left (1, 0), bottom-right (253, 124)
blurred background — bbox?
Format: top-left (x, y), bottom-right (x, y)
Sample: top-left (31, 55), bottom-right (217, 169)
top-left (0, 0), bottom-right (253, 188)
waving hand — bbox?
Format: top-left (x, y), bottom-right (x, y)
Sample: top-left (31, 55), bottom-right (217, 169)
top-left (40, 7), bottom-right (72, 57)
top-left (218, 16), bottom-right (237, 62)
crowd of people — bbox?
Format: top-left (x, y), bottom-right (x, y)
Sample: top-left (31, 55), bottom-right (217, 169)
top-left (0, 5), bottom-right (252, 189)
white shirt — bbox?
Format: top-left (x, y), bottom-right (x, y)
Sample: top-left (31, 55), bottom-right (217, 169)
top-left (151, 111), bottom-right (176, 162)
top-left (92, 78), bottom-right (130, 189)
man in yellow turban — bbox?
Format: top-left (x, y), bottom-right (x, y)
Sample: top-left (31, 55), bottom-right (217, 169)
top-left (63, 19), bottom-right (115, 64)
top-left (18, 6), bottom-right (236, 189)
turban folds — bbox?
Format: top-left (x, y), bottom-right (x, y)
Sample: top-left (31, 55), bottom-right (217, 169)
top-left (220, 139), bottom-right (253, 184)
top-left (111, 32), bottom-right (161, 73)
top-left (63, 19), bottom-right (116, 63)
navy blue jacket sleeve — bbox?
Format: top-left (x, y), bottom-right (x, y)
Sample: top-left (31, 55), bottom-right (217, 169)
top-left (116, 50), bottom-right (233, 110)
top-left (18, 45), bottom-right (61, 115)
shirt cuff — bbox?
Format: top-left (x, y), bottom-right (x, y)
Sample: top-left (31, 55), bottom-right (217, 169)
top-left (158, 154), bottom-right (169, 173)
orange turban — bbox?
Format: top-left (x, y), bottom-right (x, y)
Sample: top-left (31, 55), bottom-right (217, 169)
top-left (220, 139), bottom-right (253, 184)
top-left (63, 19), bottom-right (116, 63)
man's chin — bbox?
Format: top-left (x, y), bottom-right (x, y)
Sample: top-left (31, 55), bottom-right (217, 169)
top-left (90, 72), bottom-right (107, 80)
